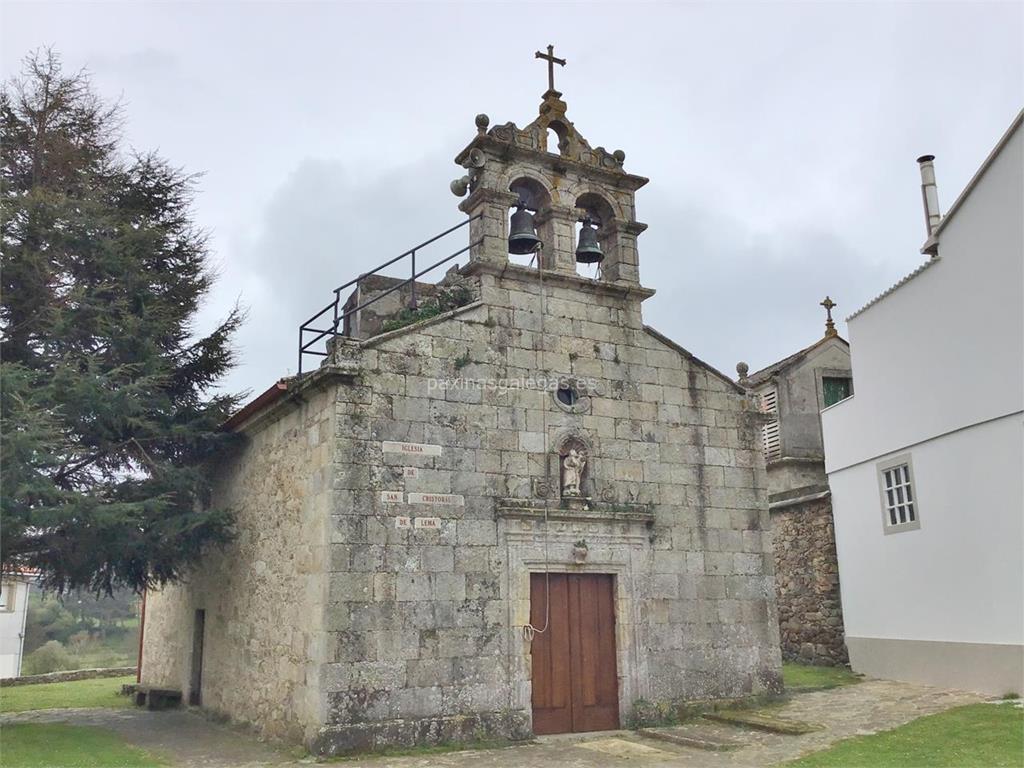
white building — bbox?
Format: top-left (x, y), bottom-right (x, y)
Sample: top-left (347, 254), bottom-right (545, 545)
top-left (823, 109), bottom-right (1024, 696)
top-left (821, 111), bottom-right (1023, 696)
top-left (0, 577), bottom-right (32, 678)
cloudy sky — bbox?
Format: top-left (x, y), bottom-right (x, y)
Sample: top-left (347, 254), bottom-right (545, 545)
top-left (4, 2), bottom-right (1021, 396)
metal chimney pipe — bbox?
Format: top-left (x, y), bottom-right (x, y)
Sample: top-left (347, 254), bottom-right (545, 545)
top-left (917, 155), bottom-right (942, 236)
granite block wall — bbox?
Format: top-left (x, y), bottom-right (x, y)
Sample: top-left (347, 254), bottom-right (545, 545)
top-left (314, 265), bottom-right (782, 753)
top-left (141, 385), bottom-right (334, 743)
top-left (771, 496), bottom-right (848, 665)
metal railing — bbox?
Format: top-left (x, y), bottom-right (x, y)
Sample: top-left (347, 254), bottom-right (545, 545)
top-left (297, 214), bottom-right (482, 374)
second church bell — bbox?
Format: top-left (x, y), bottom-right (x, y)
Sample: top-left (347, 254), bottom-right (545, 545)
top-left (575, 216), bottom-right (603, 264)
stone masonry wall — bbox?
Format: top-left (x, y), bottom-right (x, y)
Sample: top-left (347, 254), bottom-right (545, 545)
top-left (141, 386), bottom-right (334, 744)
top-left (770, 496), bottom-right (848, 665)
top-left (316, 264), bottom-right (782, 754)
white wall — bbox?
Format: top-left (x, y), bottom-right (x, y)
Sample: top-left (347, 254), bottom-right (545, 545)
top-left (0, 581), bottom-right (31, 678)
top-left (829, 414), bottom-right (1023, 644)
top-left (824, 122), bottom-right (1023, 474)
top-left (821, 116), bottom-right (1023, 684)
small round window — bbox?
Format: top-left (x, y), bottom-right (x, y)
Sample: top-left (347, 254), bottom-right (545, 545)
top-left (556, 386), bottom-right (579, 406)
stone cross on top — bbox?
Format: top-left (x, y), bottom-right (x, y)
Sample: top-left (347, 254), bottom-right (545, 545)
top-left (821, 296), bottom-right (838, 338)
top-left (535, 44), bottom-right (566, 94)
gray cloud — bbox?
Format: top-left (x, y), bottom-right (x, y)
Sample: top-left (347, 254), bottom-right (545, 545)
top-left (3, 1), bottom-right (1021, 398)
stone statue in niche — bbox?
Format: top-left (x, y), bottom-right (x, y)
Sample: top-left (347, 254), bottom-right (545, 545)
top-left (561, 446), bottom-right (587, 497)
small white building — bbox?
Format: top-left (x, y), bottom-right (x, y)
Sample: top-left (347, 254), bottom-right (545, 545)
top-left (0, 576), bottom-right (32, 678)
top-left (821, 111), bottom-right (1023, 696)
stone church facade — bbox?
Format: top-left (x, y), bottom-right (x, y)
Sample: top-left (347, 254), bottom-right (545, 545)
top-left (141, 70), bottom-right (782, 754)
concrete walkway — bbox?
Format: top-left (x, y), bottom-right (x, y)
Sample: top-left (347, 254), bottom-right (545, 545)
top-left (0, 679), bottom-right (984, 767)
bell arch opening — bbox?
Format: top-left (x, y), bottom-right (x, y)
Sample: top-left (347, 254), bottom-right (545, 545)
top-left (574, 192), bottom-right (615, 277)
top-left (546, 120), bottom-right (569, 155)
top-left (508, 177), bottom-right (551, 267)
top-left (574, 220), bottom-right (600, 278)
top-left (575, 192), bottom-right (616, 226)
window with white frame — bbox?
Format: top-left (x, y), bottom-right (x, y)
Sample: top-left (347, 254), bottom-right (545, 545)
top-left (878, 457), bottom-right (920, 532)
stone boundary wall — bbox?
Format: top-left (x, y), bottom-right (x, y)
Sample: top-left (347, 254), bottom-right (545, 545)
top-left (1, 666), bottom-right (136, 687)
top-left (770, 496), bottom-right (848, 665)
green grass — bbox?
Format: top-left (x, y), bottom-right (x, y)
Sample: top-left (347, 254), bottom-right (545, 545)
top-left (0, 676), bottom-right (135, 713)
top-left (783, 662), bottom-right (862, 691)
top-left (0, 723), bottom-right (165, 767)
top-left (787, 702), bottom-right (1024, 768)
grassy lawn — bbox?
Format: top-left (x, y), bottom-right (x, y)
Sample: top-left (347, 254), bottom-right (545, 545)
top-left (788, 702), bottom-right (1024, 768)
top-left (0, 676), bottom-right (135, 713)
top-left (783, 662), bottom-right (862, 691)
top-left (0, 723), bottom-right (165, 767)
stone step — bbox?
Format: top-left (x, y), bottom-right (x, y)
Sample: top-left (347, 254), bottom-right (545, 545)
top-left (638, 724), bottom-right (744, 751)
top-left (703, 710), bottom-right (822, 735)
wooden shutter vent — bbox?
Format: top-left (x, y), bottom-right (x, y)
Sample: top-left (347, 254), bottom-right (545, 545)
top-left (759, 388), bottom-right (781, 461)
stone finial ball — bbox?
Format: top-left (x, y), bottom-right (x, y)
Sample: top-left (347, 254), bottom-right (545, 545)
top-left (475, 114), bottom-right (490, 130)
top-left (736, 361), bottom-right (749, 378)
top-left (612, 149), bottom-right (626, 162)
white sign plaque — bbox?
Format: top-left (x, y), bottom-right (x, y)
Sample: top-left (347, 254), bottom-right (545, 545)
top-left (402, 467), bottom-right (419, 479)
top-left (382, 441), bottom-right (442, 457)
top-left (395, 516), bottom-right (412, 529)
top-left (414, 517), bottom-right (442, 530)
top-left (380, 491), bottom-right (404, 504)
top-left (407, 493), bottom-right (465, 506)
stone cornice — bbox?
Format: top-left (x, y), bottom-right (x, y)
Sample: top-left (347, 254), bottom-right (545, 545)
top-left (603, 219), bottom-right (649, 236)
top-left (458, 187), bottom-right (518, 214)
top-left (228, 364), bottom-right (356, 435)
top-left (496, 498), bottom-right (655, 525)
top-left (455, 134), bottom-right (649, 192)
top-left (766, 456), bottom-right (826, 469)
top-left (460, 260), bottom-right (656, 301)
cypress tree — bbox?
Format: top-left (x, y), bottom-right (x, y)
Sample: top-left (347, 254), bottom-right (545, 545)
top-left (1, 50), bottom-right (242, 595)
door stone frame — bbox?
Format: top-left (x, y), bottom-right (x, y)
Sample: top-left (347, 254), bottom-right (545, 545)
top-left (499, 515), bottom-right (652, 733)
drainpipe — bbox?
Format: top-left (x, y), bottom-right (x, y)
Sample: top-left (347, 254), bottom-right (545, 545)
top-left (917, 155), bottom-right (941, 256)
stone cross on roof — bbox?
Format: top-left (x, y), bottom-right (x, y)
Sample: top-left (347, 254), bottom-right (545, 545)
top-left (535, 44), bottom-right (566, 94)
top-left (821, 296), bottom-right (838, 338)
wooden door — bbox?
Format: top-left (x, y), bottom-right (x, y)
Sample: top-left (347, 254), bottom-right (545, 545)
top-left (530, 573), bottom-right (619, 734)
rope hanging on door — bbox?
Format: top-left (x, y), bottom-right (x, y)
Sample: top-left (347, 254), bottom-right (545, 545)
top-left (523, 242), bottom-right (552, 643)
top-left (522, 507), bottom-right (552, 642)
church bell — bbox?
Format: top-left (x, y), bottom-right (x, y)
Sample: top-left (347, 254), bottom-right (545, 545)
top-left (575, 216), bottom-right (603, 264)
top-left (508, 202), bottom-right (542, 255)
